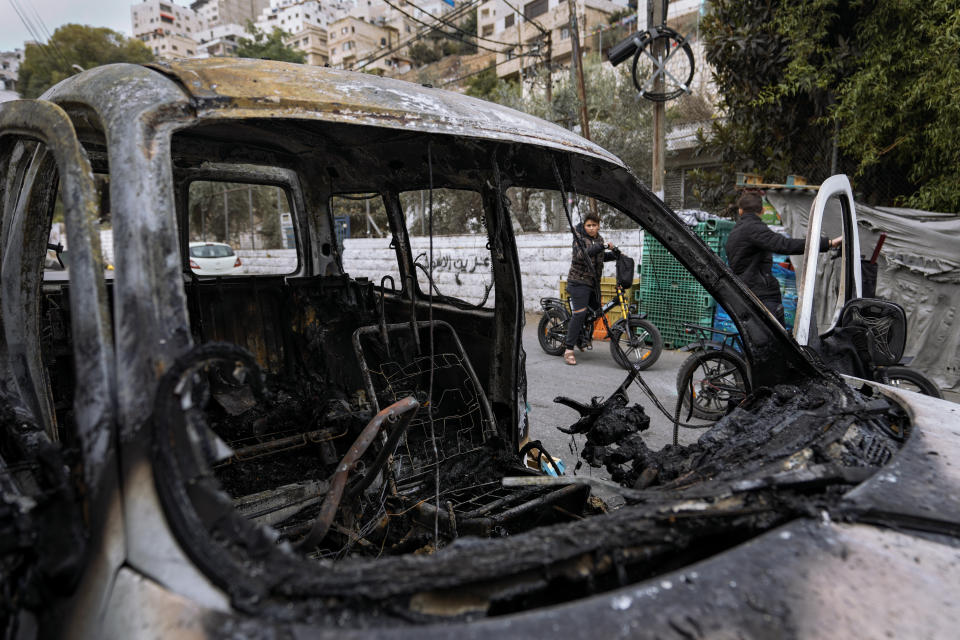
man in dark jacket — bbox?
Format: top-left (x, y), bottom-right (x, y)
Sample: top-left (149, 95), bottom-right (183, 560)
top-left (563, 212), bottom-right (617, 365)
top-left (725, 192), bottom-right (841, 326)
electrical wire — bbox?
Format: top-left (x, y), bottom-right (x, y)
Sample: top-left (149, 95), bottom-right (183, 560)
top-left (439, 16), bottom-right (634, 88)
top-left (379, 0), bottom-right (520, 56)
top-left (426, 141), bottom-right (440, 549)
top-left (22, 0), bottom-right (68, 67)
top-left (8, 0), bottom-right (66, 72)
top-left (405, 0), bottom-right (524, 48)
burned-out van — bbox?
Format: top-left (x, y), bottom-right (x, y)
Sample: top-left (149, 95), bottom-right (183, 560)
top-left (0, 59), bottom-right (958, 638)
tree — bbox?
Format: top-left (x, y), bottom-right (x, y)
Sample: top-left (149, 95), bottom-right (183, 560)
top-left (700, 0), bottom-right (960, 211)
top-left (18, 24), bottom-right (153, 98)
top-left (465, 65), bottom-right (499, 99)
top-left (468, 55), bottom-right (655, 229)
top-left (235, 22), bottom-right (305, 63)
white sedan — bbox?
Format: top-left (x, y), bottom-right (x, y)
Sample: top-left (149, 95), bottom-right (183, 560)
top-left (188, 241), bottom-right (242, 275)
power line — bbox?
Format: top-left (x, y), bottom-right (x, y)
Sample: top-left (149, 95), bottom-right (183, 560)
top-left (379, 0), bottom-right (505, 56)
top-left (356, 0), bottom-right (541, 70)
top-left (440, 16), bottom-right (628, 89)
top-left (8, 0), bottom-right (65, 71)
top-left (21, 0), bottom-right (71, 70)
top-left (407, 0), bottom-right (524, 48)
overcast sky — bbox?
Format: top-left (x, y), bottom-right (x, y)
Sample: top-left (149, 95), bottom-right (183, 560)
top-left (0, 0), bottom-right (194, 52)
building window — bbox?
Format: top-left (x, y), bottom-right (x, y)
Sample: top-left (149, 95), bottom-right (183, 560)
top-left (504, 14), bottom-right (515, 28)
top-left (560, 27), bottom-right (570, 39)
top-left (524, 0), bottom-right (548, 20)
top-left (187, 49), bottom-right (194, 55)
top-left (380, 37), bottom-right (386, 45)
top-left (482, 24), bottom-right (494, 37)
top-left (303, 36), bottom-right (309, 44)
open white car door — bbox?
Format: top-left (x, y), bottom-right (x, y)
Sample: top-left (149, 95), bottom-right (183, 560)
top-left (793, 175), bottom-right (863, 345)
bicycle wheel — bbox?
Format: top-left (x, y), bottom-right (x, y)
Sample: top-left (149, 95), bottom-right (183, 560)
top-left (880, 366), bottom-right (943, 399)
top-left (537, 308), bottom-right (568, 356)
top-left (676, 350), bottom-right (750, 421)
top-left (609, 317), bottom-right (663, 371)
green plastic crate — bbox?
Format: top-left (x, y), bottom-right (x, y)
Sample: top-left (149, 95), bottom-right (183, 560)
top-left (637, 220), bottom-right (734, 348)
top-left (638, 289), bottom-right (716, 348)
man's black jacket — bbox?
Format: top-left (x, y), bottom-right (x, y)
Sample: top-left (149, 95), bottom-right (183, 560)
top-left (725, 212), bottom-right (829, 300)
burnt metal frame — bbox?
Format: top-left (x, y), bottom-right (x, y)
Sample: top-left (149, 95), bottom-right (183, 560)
top-left (173, 162), bottom-right (309, 278)
top-left (0, 100), bottom-right (114, 494)
top-left (10, 61), bottom-right (941, 631)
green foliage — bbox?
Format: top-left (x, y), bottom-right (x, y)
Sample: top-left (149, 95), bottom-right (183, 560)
top-left (18, 24), bottom-right (153, 98)
top-left (189, 181), bottom-right (286, 249)
top-left (235, 22), bottom-right (305, 63)
top-left (407, 10), bottom-right (479, 68)
top-left (408, 42), bottom-right (442, 66)
top-left (464, 64), bottom-right (500, 99)
top-left (701, 0), bottom-right (960, 211)
top-left (698, 0), bottom-right (831, 210)
top-left (831, 0), bottom-right (960, 210)
top-left (465, 55), bottom-right (662, 228)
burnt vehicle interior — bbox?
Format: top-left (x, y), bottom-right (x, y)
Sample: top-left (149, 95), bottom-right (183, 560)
top-left (3, 97), bottom-right (925, 625)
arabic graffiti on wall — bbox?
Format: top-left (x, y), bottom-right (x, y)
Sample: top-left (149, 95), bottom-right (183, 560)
top-left (422, 253), bottom-right (491, 274)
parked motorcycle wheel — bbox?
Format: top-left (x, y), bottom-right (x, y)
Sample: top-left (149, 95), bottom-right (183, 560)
top-left (609, 317), bottom-right (663, 371)
top-left (537, 308), bottom-right (568, 356)
top-left (880, 366), bottom-right (943, 399)
top-left (676, 349), bottom-right (750, 421)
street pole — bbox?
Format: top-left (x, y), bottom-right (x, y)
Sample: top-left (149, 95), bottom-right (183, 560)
top-left (651, 0), bottom-right (666, 201)
top-left (248, 186), bottom-right (255, 250)
top-left (545, 31), bottom-right (553, 102)
top-left (566, 0), bottom-right (598, 218)
top-left (567, 0), bottom-right (590, 141)
top-left (223, 189), bottom-right (229, 244)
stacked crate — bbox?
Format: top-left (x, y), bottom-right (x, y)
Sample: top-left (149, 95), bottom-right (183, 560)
top-left (637, 220), bottom-right (735, 348)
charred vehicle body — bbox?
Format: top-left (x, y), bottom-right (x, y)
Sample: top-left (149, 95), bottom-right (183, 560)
top-left (0, 60), bottom-right (958, 638)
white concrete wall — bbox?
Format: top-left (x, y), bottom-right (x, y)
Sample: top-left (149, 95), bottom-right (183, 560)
top-left (97, 229), bottom-right (645, 312)
top-left (342, 230), bottom-right (644, 312)
top-left (236, 249), bottom-right (297, 274)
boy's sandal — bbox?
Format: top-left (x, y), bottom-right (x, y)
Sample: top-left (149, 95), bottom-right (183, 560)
top-left (563, 350), bottom-right (577, 365)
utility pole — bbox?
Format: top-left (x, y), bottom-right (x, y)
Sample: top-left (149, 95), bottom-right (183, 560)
top-left (223, 189), bottom-right (229, 244)
top-left (567, 0), bottom-right (590, 141)
top-left (248, 186), bottom-right (255, 250)
top-left (545, 31), bottom-right (553, 102)
top-left (650, 0), bottom-right (667, 201)
top-left (567, 0), bottom-right (598, 217)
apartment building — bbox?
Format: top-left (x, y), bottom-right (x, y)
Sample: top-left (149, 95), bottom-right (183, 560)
top-left (131, 0), bottom-right (204, 58)
top-left (481, 0), bottom-right (629, 82)
top-left (191, 0), bottom-right (272, 27)
top-left (254, 1), bottom-right (351, 66)
top-left (193, 22), bottom-right (247, 56)
top-left (0, 49), bottom-right (23, 93)
top-left (327, 15), bottom-right (410, 73)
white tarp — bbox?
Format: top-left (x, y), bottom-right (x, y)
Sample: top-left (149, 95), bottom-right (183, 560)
top-left (766, 191), bottom-right (960, 393)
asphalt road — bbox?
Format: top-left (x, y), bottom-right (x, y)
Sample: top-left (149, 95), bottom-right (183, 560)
top-left (521, 312), bottom-right (705, 482)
